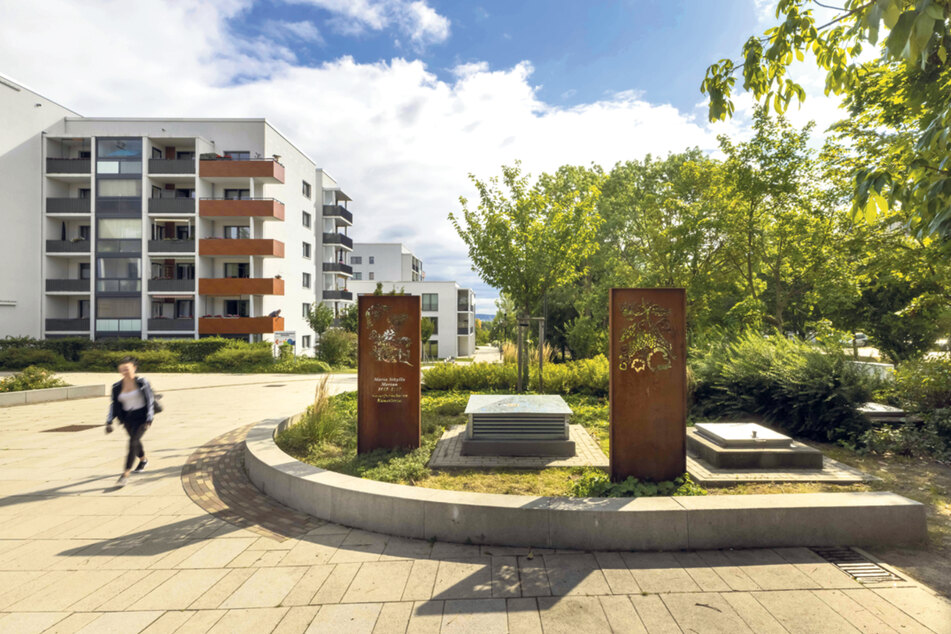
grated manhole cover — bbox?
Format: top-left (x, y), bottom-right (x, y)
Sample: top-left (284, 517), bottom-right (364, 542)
top-left (42, 424), bottom-right (101, 433)
top-left (812, 547), bottom-right (904, 584)
top-left (264, 384), bottom-right (286, 388)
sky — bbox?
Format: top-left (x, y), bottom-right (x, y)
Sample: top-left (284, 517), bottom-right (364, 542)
top-left (0, 0), bottom-right (849, 315)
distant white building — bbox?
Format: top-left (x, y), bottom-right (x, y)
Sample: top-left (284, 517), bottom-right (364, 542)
top-left (349, 280), bottom-right (475, 359)
top-left (350, 243), bottom-right (423, 282)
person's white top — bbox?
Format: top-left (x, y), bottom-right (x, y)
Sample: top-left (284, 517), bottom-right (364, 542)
top-left (118, 388), bottom-right (146, 411)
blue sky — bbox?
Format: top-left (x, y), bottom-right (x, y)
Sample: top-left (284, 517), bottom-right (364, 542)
top-left (2, 0), bottom-right (842, 314)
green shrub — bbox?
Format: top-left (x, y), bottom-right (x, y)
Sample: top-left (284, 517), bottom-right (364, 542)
top-left (857, 409), bottom-right (951, 460)
top-left (160, 337), bottom-right (238, 362)
top-left (0, 366), bottom-right (69, 392)
top-left (422, 357), bottom-right (608, 396)
top-left (278, 377), bottom-right (348, 452)
top-left (892, 357), bottom-right (951, 412)
top-left (0, 336), bottom-right (40, 351)
top-left (273, 358), bottom-right (332, 374)
top-left (691, 331), bottom-right (875, 442)
top-left (93, 338), bottom-right (153, 351)
top-left (569, 469), bottom-right (706, 498)
top-left (203, 346), bottom-right (274, 372)
top-left (39, 337), bottom-right (92, 362)
top-left (318, 328), bottom-right (357, 367)
top-left (77, 349), bottom-right (178, 371)
top-left (0, 348), bottom-right (64, 369)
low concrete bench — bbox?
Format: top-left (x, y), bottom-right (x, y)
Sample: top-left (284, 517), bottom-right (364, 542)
top-left (0, 384), bottom-right (105, 408)
top-left (245, 416), bottom-right (927, 551)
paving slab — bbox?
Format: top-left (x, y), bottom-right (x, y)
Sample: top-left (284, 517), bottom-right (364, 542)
top-left (536, 596), bottom-right (611, 634)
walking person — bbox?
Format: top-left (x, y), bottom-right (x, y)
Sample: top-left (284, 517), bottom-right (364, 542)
top-left (105, 356), bottom-right (156, 487)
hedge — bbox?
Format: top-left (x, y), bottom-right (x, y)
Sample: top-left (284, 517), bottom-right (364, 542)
top-left (422, 356), bottom-right (609, 396)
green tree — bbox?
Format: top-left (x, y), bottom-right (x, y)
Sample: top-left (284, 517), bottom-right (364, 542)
top-left (701, 0), bottom-right (951, 237)
top-left (338, 303), bottom-right (359, 333)
top-left (420, 317), bottom-right (435, 360)
top-left (307, 302), bottom-right (334, 337)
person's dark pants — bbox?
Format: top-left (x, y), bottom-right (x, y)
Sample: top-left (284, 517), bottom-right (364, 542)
top-left (122, 408), bottom-right (149, 471)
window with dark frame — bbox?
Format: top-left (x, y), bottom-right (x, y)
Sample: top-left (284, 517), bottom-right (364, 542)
top-left (302, 303), bottom-right (311, 317)
top-left (302, 335), bottom-right (311, 348)
top-left (303, 272), bottom-right (311, 288)
top-left (303, 242), bottom-right (311, 258)
top-left (302, 211), bottom-right (311, 228)
top-left (422, 293), bottom-right (438, 311)
top-left (302, 181), bottom-right (312, 198)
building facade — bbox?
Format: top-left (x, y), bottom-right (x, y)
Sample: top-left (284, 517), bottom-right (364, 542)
top-left (349, 280), bottom-right (475, 359)
top-left (350, 243), bottom-right (423, 282)
top-left (1, 74), bottom-right (354, 354)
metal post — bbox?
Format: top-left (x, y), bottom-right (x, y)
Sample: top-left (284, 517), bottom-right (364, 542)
top-left (537, 318), bottom-right (545, 393)
top-left (516, 322), bottom-right (524, 393)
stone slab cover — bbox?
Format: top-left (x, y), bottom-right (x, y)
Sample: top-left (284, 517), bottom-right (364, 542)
top-left (609, 288), bottom-right (686, 481)
top-left (357, 294), bottom-right (421, 453)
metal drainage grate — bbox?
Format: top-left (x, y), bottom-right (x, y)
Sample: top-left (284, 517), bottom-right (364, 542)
top-left (812, 547), bottom-right (904, 584)
top-left (42, 424), bottom-right (101, 433)
top-left (264, 384), bottom-right (286, 388)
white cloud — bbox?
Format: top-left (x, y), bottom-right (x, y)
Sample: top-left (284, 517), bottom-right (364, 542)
top-left (1, 0), bottom-right (808, 314)
top-left (262, 19), bottom-right (325, 45)
top-left (285, 0), bottom-right (449, 49)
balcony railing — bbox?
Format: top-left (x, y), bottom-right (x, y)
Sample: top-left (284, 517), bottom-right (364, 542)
top-left (46, 279), bottom-right (90, 293)
top-left (148, 239), bottom-right (195, 253)
top-left (148, 279), bottom-right (195, 292)
top-left (198, 278), bottom-right (284, 295)
top-left (46, 198), bottom-right (91, 214)
top-left (199, 158), bottom-right (285, 183)
top-left (322, 262), bottom-right (353, 275)
top-left (458, 327), bottom-right (474, 335)
top-left (458, 303), bottom-right (470, 312)
top-left (149, 159), bottom-right (195, 174)
top-left (148, 197), bottom-right (195, 214)
top-left (199, 198), bottom-right (284, 221)
top-left (45, 318), bottom-right (89, 331)
top-left (199, 238), bottom-right (284, 257)
top-left (148, 318), bottom-right (194, 331)
top-left (198, 316), bottom-right (284, 335)
top-left (323, 290), bottom-right (353, 301)
top-left (46, 158), bottom-right (90, 174)
top-left (46, 239), bottom-right (90, 253)
top-left (322, 233), bottom-right (353, 249)
top-left (322, 205), bottom-right (353, 224)
top-left (97, 197), bottom-right (142, 215)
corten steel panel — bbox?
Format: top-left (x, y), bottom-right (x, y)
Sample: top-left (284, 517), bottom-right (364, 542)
top-left (199, 278), bottom-right (284, 295)
top-left (198, 239), bottom-right (284, 257)
top-left (199, 199), bottom-right (285, 220)
top-left (609, 288), bottom-right (687, 482)
top-left (198, 316), bottom-right (284, 335)
top-left (199, 160), bottom-right (285, 183)
top-left (357, 295), bottom-right (421, 453)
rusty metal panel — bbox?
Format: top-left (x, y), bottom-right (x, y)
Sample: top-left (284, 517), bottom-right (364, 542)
top-left (357, 295), bottom-right (421, 453)
top-left (609, 288), bottom-right (686, 482)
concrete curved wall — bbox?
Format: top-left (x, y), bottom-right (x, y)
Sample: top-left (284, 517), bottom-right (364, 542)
top-left (244, 417), bottom-right (927, 550)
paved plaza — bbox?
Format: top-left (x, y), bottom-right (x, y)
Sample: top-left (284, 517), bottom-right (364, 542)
top-left (0, 372), bottom-right (949, 633)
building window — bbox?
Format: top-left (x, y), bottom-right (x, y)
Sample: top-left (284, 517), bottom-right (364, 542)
top-left (353, 272), bottom-right (362, 280)
top-left (351, 256), bottom-right (362, 264)
top-left (302, 181), bottom-right (312, 198)
top-left (303, 242), bottom-right (311, 258)
top-left (224, 300), bottom-right (249, 317)
top-left (422, 293), bottom-right (438, 311)
top-left (224, 262), bottom-right (249, 278)
top-left (224, 151), bottom-right (250, 160)
top-left (302, 272), bottom-right (311, 288)
top-left (368, 256), bottom-right (375, 264)
top-left (79, 263), bottom-right (90, 280)
top-left (302, 303), bottom-right (311, 317)
top-left (302, 211), bottom-right (311, 228)
top-left (428, 317), bottom-right (438, 335)
top-left (368, 272), bottom-right (374, 280)
top-left (302, 335), bottom-right (311, 348)
top-left (97, 179), bottom-right (141, 196)
top-left (424, 341), bottom-right (438, 359)
top-left (224, 189), bottom-right (250, 200)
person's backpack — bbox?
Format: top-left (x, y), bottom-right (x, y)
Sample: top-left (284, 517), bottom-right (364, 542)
top-left (153, 393), bottom-right (164, 414)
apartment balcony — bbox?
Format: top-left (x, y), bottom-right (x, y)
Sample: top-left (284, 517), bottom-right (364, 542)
top-left (322, 205), bottom-right (353, 225)
top-left (148, 318), bottom-right (194, 331)
top-left (457, 303), bottom-right (471, 312)
top-left (199, 198), bottom-right (284, 221)
top-left (149, 159), bottom-right (195, 174)
top-left (198, 278), bottom-right (284, 296)
top-left (458, 327), bottom-right (474, 335)
top-left (322, 232), bottom-right (353, 249)
top-left (46, 158), bottom-right (90, 174)
top-left (45, 279), bottom-right (90, 293)
top-left (97, 197), bottom-right (142, 216)
top-left (148, 239), bottom-right (195, 253)
top-left (45, 318), bottom-right (89, 331)
top-left (148, 198), bottom-right (195, 214)
top-left (199, 238), bottom-right (284, 257)
top-left (199, 158), bottom-right (285, 183)
top-left (322, 262), bottom-right (353, 275)
top-left (323, 290), bottom-right (353, 301)
top-left (198, 316), bottom-right (284, 335)
top-left (148, 279), bottom-right (195, 293)
top-left (46, 239), bottom-right (90, 253)
top-left (46, 198), bottom-right (91, 214)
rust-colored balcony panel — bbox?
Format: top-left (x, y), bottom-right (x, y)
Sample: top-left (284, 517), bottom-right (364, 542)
top-left (199, 198), bottom-right (285, 221)
top-left (199, 239), bottom-right (284, 257)
top-left (199, 159), bottom-right (285, 183)
top-left (199, 278), bottom-right (285, 295)
top-left (198, 316), bottom-right (284, 335)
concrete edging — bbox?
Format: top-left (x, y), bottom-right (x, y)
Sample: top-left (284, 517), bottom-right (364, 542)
top-left (0, 384), bottom-right (104, 408)
top-left (245, 416), bottom-right (928, 550)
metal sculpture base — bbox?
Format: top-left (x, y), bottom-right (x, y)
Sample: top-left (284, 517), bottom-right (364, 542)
top-left (687, 423), bottom-right (823, 470)
top-left (462, 394), bottom-right (576, 458)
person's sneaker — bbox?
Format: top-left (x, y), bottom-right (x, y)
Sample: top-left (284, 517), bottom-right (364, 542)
top-left (116, 474), bottom-right (128, 487)
top-left (134, 459), bottom-right (148, 473)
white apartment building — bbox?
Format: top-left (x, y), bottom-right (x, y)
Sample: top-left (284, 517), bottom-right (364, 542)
top-left (0, 73), bottom-right (354, 354)
top-left (349, 280), bottom-right (475, 359)
top-left (350, 243), bottom-right (423, 282)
